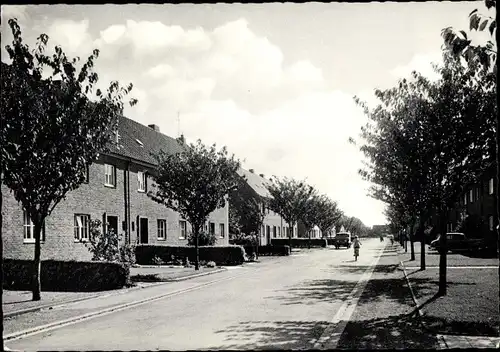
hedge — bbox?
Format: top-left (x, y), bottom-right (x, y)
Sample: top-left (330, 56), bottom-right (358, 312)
top-left (270, 238), bottom-right (327, 248)
top-left (3, 259), bottom-right (130, 292)
top-left (135, 245), bottom-right (246, 266)
top-left (243, 245), bottom-right (291, 256)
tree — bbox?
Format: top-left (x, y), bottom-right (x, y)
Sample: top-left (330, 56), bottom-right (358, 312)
top-left (298, 189), bottom-right (321, 249)
top-left (228, 177), bottom-right (266, 258)
top-left (266, 177), bottom-right (315, 251)
top-left (315, 195), bottom-right (343, 238)
top-left (0, 19), bottom-right (136, 301)
top-left (149, 139), bottom-right (241, 271)
top-left (353, 51), bottom-right (495, 295)
top-left (441, 0), bottom-right (499, 293)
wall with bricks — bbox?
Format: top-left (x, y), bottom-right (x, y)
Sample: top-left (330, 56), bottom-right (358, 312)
top-left (2, 153), bottom-right (230, 261)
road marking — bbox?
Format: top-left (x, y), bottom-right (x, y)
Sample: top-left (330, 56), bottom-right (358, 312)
top-left (312, 247), bottom-right (385, 350)
top-left (405, 266), bottom-right (497, 269)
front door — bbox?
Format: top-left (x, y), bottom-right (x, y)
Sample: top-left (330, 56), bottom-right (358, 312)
top-left (107, 215), bottom-right (119, 236)
top-left (140, 218), bottom-right (149, 244)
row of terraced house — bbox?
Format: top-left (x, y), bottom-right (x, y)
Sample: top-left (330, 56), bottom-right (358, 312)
top-left (2, 116), bottom-right (303, 261)
top-left (426, 163), bottom-right (498, 249)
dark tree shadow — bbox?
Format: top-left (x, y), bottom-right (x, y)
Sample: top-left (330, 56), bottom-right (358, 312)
top-left (208, 316), bottom-right (439, 350)
top-left (337, 314), bottom-right (438, 349)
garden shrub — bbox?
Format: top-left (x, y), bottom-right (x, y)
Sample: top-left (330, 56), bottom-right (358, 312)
top-left (270, 238), bottom-right (327, 248)
top-left (135, 245), bottom-right (245, 266)
top-left (187, 231), bottom-right (217, 246)
top-left (243, 245), bottom-right (290, 256)
top-left (3, 259), bottom-right (129, 292)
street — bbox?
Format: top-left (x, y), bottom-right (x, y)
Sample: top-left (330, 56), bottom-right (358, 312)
top-left (5, 238), bottom-right (425, 351)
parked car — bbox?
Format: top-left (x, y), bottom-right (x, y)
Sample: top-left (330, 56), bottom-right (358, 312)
top-left (333, 232), bottom-right (352, 249)
top-left (430, 232), bottom-right (484, 253)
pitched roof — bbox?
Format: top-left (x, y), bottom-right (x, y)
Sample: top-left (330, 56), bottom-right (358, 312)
top-left (237, 168), bottom-right (272, 199)
top-left (108, 116), bottom-right (184, 165)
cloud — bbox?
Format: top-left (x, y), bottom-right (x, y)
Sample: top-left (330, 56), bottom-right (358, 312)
top-left (47, 19), bottom-right (93, 55)
top-left (390, 51), bottom-right (443, 82)
top-left (4, 14), bottom-right (387, 227)
top-left (1, 5), bottom-right (28, 23)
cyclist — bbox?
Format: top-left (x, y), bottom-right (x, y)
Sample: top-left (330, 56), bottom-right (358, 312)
top-left (353, 235), bottom-right (361, 261)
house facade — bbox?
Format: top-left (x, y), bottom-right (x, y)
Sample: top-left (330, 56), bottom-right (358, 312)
top-left (232, 168), bottom-right (297, 246)
top-left (2, 117), bottom-right (229, 261)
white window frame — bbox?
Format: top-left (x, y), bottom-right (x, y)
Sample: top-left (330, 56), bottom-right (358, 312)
top-left (104, 164), bottom-right (116, 187)
top-left (219, 223), bottom-right (225, 238)
top-left (157, 219), bottom-right (167, 240)
top-left (489, 178), bottom-right (494, 195)
top-left (74, 214), bottom-right (90, 242)
top-left (489, 216), bottom-right (494, 231)
top-left (23, 211), bottom-right (45, 243)
top-left (179, 220), bottom-right (187, 239)
top-left (137, 171), bottom-right (146, 192)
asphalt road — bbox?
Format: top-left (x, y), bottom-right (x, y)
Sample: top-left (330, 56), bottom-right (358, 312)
top-left (7, 239), bottom-right (386, 351)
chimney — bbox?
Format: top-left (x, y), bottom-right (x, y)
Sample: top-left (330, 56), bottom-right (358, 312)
top-left (148, 124), bottom-right (160, 132)
top-left (249, 169), bottom-right (254, 173)
top-left (259, 173), bottom-right (265, 178)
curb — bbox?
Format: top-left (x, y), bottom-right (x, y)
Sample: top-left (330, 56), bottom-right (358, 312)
top-left (4, 271), bottom-right (238, 342)
top-left (3, 267), bottom-right (227, 318)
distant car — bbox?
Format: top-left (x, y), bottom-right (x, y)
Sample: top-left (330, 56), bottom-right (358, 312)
top-left (430, 232), bottom-right (484, 253)
top-left (333, 232), bottom-right (352, 249)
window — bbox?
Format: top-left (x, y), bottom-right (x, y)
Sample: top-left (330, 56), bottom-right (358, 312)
top-left (278, 227), bottom-right (281, 238)
top-left (261, 225), bottom-right (265, 238)
top-left (464, 193), bottom-right (467, 205)
top-left (137, 171), bottom-right (146, 192)
top-left (489, 216), bottom-right (494, 231)
top-left (219, 223), bottom-right (225, 238)
top-left (23, 211), bottom-right (45, 243)
top-left (74, 214), bottom-right (90, 242)
top-left (476, 187), bottom-right (480, 201)
top-left (273, 226), bottom-right (277, 238)
top-left (157, 219), bottom-right (167, 240)
top-left (489, 178), bottom-right (494, 195)
top-left (104, 164), bottom-right (116, 187)
top-left (179, 220), bottom-right (187, 239)
top-left (469, 189), bottom-right (473, 202)
top-left (209, 222), bottom-right (215, 236)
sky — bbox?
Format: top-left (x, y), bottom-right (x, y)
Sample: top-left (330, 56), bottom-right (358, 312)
top-left (0, 2), bottom-right (486, 227)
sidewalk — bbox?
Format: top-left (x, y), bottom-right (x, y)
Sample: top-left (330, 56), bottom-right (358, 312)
top-left (335, 242), bottom-right (440, 349)
top-left (3, 265), bottom-right (225, 318)
top-left (398, 241), bottom-right (499, 349)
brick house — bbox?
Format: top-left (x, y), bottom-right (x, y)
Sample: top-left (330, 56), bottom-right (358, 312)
top-left (2, 116), bottom-right (229, 261)
top-left (297, 222), bottom-right (324, 239)
top-left (446, 164), bottom-right (497, 244)
top-left (231, 168), bottom-right (297, 245)
top-left (424, 163), bottom-right (497, 247)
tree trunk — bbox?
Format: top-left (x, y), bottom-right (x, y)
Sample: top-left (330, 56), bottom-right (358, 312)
top-left (438, 207), bottom-right (448, 296)
top-left (419, 219), bottom-right (426, 270)
top-left (1, 179), bottom-right (4, 342)
top-left (308, 229), bottom-right (311, 249)
top-left (410, 219), bottom-right (416, 261)
top-left (289, 224), bottom-right (293, 252)
top-left (194, 224), bottom-right (200, 271)
top-left (32, 220), bottom-right (42, 301)
top-left (495, 84), bottom-right (499, 332)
